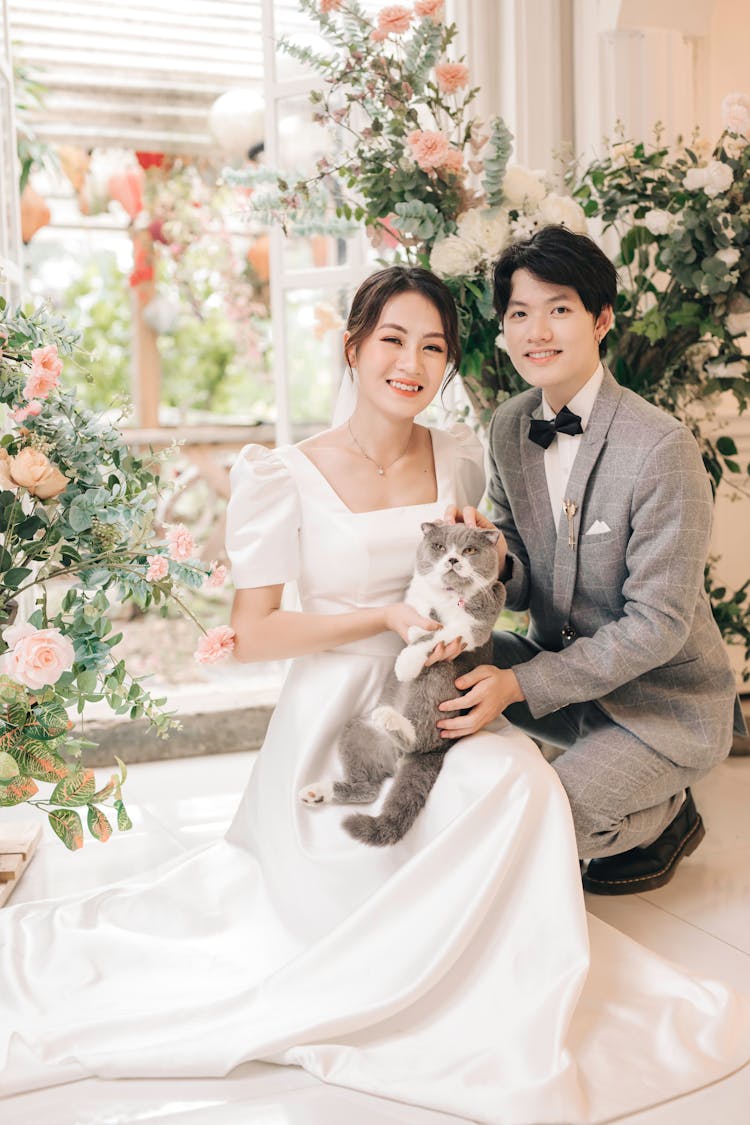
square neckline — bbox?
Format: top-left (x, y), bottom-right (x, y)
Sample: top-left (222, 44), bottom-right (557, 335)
top-left (286, 427), bottom-right (446, 516)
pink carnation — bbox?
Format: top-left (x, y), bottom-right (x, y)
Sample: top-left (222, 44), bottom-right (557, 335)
top-left (166, 523), bottom-right (195, 561)
top-left (435, 62), bottom-right (469, 93)
top-left (10, 401), bottom-right (42, 422)
top-left (414, 0), bottom-right (443, 19)
top-left (205, 561), bottom-right (227, 589)
top-left (375, 5), bottom-right (412, 36)
top-left (407, 129), bottom-right (451, 171)
top-left (194, 625), bottom-right (236, 665)
top-left (440, 148), bottom-right (465, 175)
top-left (319, 0), bottom-right (343, 10)
top-left (145, 554), bottom-right (170, 582)
top-left (24, 344), bottom-right (63, 401)
top-left (2, 623), bottom-right (75, 690)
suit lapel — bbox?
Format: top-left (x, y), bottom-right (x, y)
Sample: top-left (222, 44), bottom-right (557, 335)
top-left (552, 368), bottom-right (623, 623)
top-left (519, 393), bottom-right (557, 555)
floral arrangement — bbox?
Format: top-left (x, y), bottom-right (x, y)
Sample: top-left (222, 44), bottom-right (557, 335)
top-left (0, 303), bottom-right (235, 848)
top-left (232, 0), bottom-right (587, 418)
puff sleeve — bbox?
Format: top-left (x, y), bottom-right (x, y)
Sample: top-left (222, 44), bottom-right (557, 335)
top-left (447, 422), bottom-right (486, 510)
top-left (225, 444), bottom-right (301, 589)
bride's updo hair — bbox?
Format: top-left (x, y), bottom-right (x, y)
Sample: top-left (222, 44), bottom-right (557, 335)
top-left (345, 266), bottom-right (461, 384)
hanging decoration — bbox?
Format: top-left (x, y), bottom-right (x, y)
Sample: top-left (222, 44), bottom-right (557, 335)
top-left (208, 89), bottom-right (264, 156)
top-left (107, 167), bottom-right (145, 221)
top-left (20, 183), bottom-right (51, 243)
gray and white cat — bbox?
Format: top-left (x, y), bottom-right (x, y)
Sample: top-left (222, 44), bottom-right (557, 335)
top-left (299, 521), bottom-right (506, 846)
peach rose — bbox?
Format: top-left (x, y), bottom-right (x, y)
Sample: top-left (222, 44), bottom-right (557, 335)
top-left (3, 624), bottom-right (75, 690)
top-left (414, 0), bottom-right (443, 19)
top-left (435, 62), bottom-right (469, 93)
top-left (205, 561), bottom-right (227, 589)
top-left (145, 555), bottom-right (170, 582)
top-left (10, 447), bottom-right (69, 499)
top-left (407, 129), bottom-right (450, 171)
top-left (440, 147), bottom-right (465, 175)
top-left (194, 625), bottom-right (236, 664)
top-left (375, 5), bottom-right (412, 36)
top-left (24, 344), bottom-right (62, 401)
top-left (319, 0), bottom-right (343, 10)
top-left (167, 523), bottom-right (195, 561)
top-left (0, 449), bottom-right (17, 492)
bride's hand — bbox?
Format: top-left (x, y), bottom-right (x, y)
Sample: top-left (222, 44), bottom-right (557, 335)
top-left (383, 603), bottom-right (440, 644)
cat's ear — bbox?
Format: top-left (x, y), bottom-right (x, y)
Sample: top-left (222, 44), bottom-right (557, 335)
top-left (421, 520), bottom-right (444, 535)
top-left (478, 527), bottom-right (500, 545)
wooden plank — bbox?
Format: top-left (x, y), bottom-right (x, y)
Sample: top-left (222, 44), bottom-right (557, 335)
top-left (0, 823), bottom-right (43, 907)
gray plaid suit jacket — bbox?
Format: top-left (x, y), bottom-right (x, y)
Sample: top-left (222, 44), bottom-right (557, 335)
top-left (487, 366), bottom-right (745, 768)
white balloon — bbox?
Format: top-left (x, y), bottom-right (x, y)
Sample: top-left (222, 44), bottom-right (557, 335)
top-left (209, 89), bottom-right (264, 155)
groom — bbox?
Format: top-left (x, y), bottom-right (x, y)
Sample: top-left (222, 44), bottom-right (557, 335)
top-left (439, 225), bottom-right (745, 894)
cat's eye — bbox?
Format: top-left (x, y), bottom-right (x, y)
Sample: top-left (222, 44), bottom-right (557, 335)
top-left (432, 543), bottom-right (446, 553)
top-left (463, 547), bottom-right (477, 555)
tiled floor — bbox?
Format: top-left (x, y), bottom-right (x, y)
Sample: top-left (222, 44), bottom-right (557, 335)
top-left (3, 751), bottom-right (750, 1125)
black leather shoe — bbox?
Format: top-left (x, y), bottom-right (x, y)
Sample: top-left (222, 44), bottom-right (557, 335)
top-left (582, 789), bottom-right (705, 896)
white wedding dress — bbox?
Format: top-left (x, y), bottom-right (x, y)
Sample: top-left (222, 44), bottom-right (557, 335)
top-left (1, 424), bottom-right (749, 1124)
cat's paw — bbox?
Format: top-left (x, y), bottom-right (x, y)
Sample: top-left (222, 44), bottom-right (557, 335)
top-left (299, 781), bottom-right (334, 806)
top-left (394, 646), bottom-right (426, 683)
top-left (406, 625), bottom-right (432, 644)
top-left (371, 705), bottom-right (416, 746)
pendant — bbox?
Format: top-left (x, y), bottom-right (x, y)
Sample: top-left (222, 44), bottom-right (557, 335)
top-left (563, 498), bottom-right (578, 548)
top-left (377, 466), bottom-right (385, 476)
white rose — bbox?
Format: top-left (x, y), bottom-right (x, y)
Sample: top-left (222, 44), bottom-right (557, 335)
top-left (510, 214), bottom-right (541, 240)
top-left (429, 235), bottom-right (483, 279)
top-left (703, 160), bottom-right (734, 198)
top-left (684, 167), bottom-right (708, 191)
top-left (538, 193), bottom-right (588, 233)
top-left (721, 92), bottom-right (750, 138)
top-left (716, 247), bottom-right (741, 268)
top-left (455, 208), bottom-right (510, 257)
top-left (502, 165), bottom-right (547, 208)
top-left (643, 209), bottom-right (676, 236)
top-left (722, 134), bottom-right (747, 160)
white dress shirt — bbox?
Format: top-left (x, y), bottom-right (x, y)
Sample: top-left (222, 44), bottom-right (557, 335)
top-left (542, 363), bottom-right (604, 528)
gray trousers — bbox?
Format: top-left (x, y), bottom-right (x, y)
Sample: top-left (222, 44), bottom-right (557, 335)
top-left (493, 632), bottom-right (710, 859)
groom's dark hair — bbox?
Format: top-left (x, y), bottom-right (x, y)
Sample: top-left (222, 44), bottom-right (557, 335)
top-left (493, 226), bottom-right (618, 357)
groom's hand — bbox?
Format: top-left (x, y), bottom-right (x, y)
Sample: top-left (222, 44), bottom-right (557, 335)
top-left (443, 506), bottom-right (507, 577)
top-left (436, 665), bottom-right (525, 738)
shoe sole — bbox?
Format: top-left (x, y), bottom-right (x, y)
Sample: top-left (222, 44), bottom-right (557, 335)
top-left (582, 815), bottom-right (705, 896)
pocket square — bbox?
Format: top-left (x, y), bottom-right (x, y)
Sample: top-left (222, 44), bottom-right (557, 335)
top-left (585, 520), bottom-right (611, 535)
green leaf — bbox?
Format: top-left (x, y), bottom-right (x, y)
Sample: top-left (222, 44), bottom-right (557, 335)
top-left (716, 436), bottom-right (738, 456)
top-left (76, 669), bottom-right (99, 694)
top-left (2, 567), bottom-right (32, 589)
top-left (87, 805), bottom-right (112, 843)
top-left (0, 750), bottom-right (19, 781)
top-left (114, 799), bottom-right (133, 831)
top-left (50, 767), bottom-right (96, 807)
top-left (48, 808), bottom-right (84, 850)
top-left (13, 743), bottom-right (69, 782)
top-left (0, 775), bottom-right (38, 805)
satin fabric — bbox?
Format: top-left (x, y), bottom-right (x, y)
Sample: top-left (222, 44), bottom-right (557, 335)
top-left (1, 426), bottom-right (749, 1123)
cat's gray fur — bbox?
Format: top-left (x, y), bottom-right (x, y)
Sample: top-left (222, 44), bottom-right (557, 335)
top-left (299, 522), bottom-right (506, 846)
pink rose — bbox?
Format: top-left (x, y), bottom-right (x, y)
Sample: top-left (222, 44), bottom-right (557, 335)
top-left (319, 0), bottom-right (343, 11)
top-left (435, 62), bottom-right (469, 93)
top-left (24, 345), bottom-right (62, 401)
top-left (145, 555), bottom-right (170, 582)
top-left (407, 129), bottom-right (450, 171)
top-left (440, 148), bottom-right (465, 175)
top-left (167, 523), bottom-right (195, 561)
top-left (414, 0), bottom-right (443, 19)
top-left (10, 401), bottom-right (42, 423)
top-left (205, 561), bottom-right (227, 589)
top-left (9, 447), bottom-right (69, 499)
top-left (3, 624), bottom-right (75, 690)
top-left (375, 5), bottom-right (412, 36)
top-left (194, 625), bottom-right (236, 665)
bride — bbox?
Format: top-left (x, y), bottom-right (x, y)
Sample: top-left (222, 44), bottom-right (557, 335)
top-left (1, 265), bottom-right (749, 1124)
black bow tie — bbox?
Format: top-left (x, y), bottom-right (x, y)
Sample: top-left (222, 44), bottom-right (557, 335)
top-left (528, 405), bottom-right (583, 449)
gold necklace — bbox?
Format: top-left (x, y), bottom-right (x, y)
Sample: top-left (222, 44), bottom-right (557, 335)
top-left (347, 420), bottom-right (413, 477)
